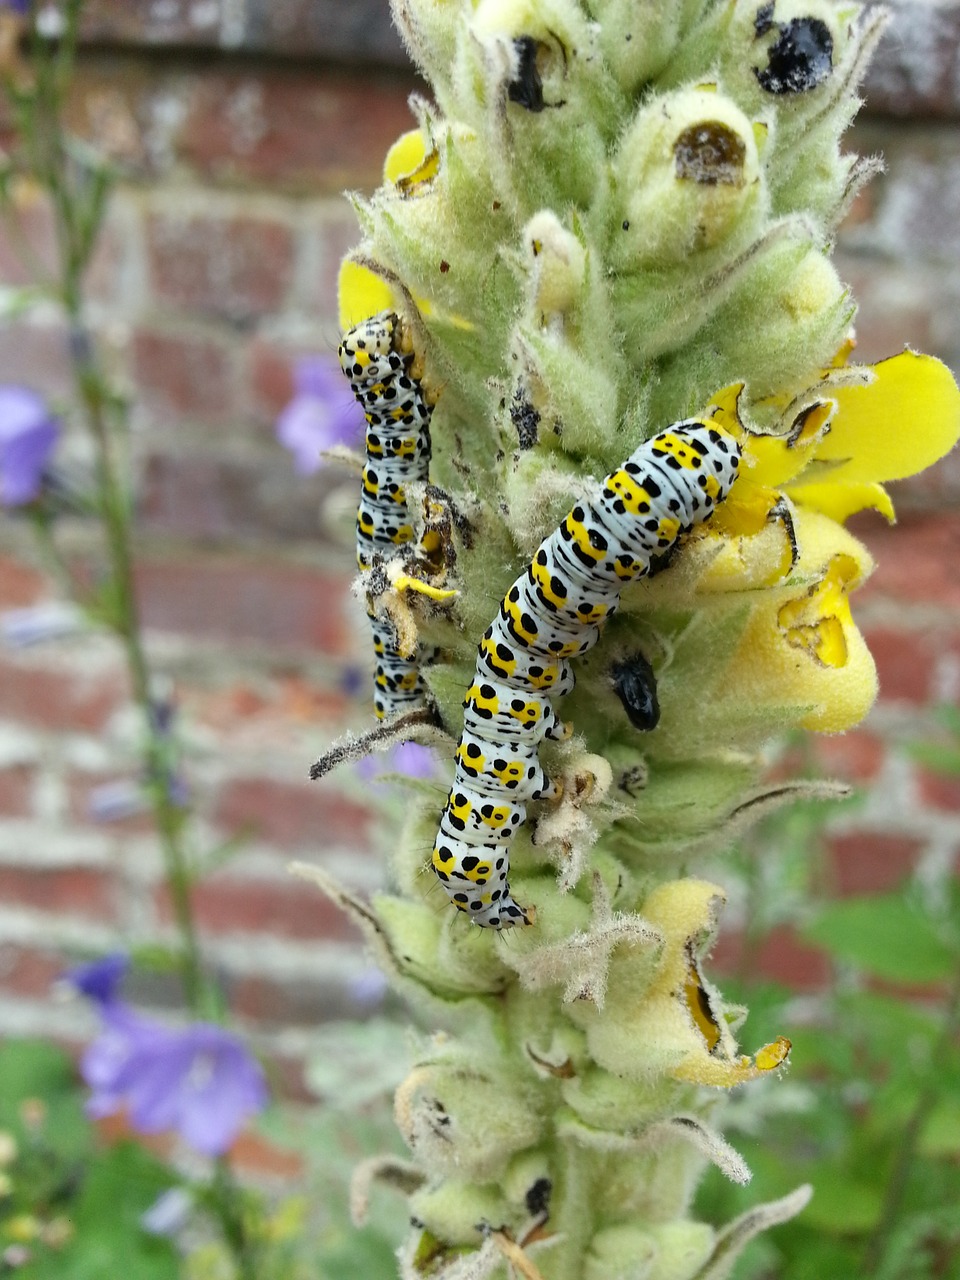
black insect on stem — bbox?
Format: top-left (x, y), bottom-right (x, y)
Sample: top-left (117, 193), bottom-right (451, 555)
top-left (611, 651), bottom-right (661, 732)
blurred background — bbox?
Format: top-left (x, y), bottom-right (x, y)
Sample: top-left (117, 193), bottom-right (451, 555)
top-left (0, 0), bottom-right (958, 1209)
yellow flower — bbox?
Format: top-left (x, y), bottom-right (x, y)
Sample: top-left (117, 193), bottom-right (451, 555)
top-left (726, 349), bottom-right (960, 529)
top-left (572, 879), bottom-right (790, 1088)
top-left (701, 351), bottom-right (959, 733)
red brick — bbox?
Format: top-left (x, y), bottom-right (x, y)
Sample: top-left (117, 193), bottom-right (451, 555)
top-left (0, 654), bottom-right (125, 733)
top-left (809, 730), bottom-right (887, 784)
top-left (0, 765), bottom-right (35, 818)
top-left (154, 873), bottom-right (361, 942)
top-left (132, 328), bottom-right (237, 424)
top-left (178, 71), bottom-right (416, 193)
top-left (0, 555), bottom-right (47, 609)
top-left (0, 943), bottom-right (67, 998)
top-left (212, 776), bottom-right (372, 850)
top-left (0, 866), bottom-right (117, 922)
top-left (917, 767), bottom-right (960, 812)
top-left (229, 972), bottom-right (351, 1028)
top-left (247, 338), bottom-right (299, 420)
top-left (145, 211), bottom-right (295, 321)
top-left (861, 626), bottom-right (934, 704)
top-left (186, 677), bottom-right (351, 739)
top-left (134, 555), bottom-right (353, 651)
top-left (827, 831), bottom-right (923, 896)
top-left (0, 323), bottom-right (73, 400)
top-left (138, 448), bottom-right (354, 542)
top-left (856, 513), bottom-right (960, 611)
top-left (227, 1128), bottom-right (305, 1181)
top-left (262, 1050), bottom-right (314, 1104)
top-left (711, 926), bottom-right (832, 991)
top-left (0, 191), bottom-right (57, 287)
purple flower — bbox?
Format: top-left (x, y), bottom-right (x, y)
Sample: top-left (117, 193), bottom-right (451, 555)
top-left (65, 957), bottom-right (268, 1155)
top-left (0, 1), bottom-right (30, 13)
top-left (0, 387), bottom-right (60, 506)
top-left (64, 953), bottom-right (129, 1006)
top-left (82, 1012), bottom-right (268, 1157)
top-left (357, 740), bottom-right (439, 784)
top-left (275, 355), bottom-right (365, 475)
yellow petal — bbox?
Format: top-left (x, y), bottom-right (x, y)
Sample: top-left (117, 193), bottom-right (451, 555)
top-left (723, 508), bottom-right (879, 733)
top-left (383, 129), bottom-right (428, 184)
top-left (777, 553), bottom-right (860, 669)
top-left (817, 350), bottom-right (960, 484)
top-left (337, 259), bottom-right (396, 331)
top-left (672, 1036), bottom-right (791, 1088)
top-left (786, 479), bottom-right (896, 525)
top-left (745, 400), bottom-right (833, 489)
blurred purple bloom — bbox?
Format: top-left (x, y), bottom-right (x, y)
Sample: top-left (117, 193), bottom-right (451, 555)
top-left (275, 355), bottom-right (364, 475)
top-left (356, 740), bottom-right (439, 785)
top-left (0, 387), bottom-right (60, 507)
top-left (64, 953), bottom-right (129, 1006)
top-left (0, 0), bottom-right (30, 13)
top-left (349, 967), bottom-right (389, 1010)
top-left (82, 1010), bottom-right (268, 1157)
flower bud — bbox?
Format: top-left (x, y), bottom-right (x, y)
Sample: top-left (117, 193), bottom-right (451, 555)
top-left (585, 1220), bottom-right (715, 1280)
top-left (522, 211), bottom-right (586, 318)
top-left (408, 1179), bottom-right (509, 1246)
top-left (395, 1062), bottom-right (542, 1182)
top-left (615, 87), bottom-right (764, 266)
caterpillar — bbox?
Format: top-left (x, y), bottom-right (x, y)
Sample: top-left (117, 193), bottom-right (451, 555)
top-left (431, 416), bottom-right (742, 928)
top-left (338, 312), bottom-right (435, 721)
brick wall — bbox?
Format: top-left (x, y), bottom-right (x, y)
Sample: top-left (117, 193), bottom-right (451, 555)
top-left (0, 1), bottom-right (958, 1094)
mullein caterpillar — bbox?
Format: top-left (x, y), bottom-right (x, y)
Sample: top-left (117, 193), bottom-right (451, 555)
top-left (431, 419), bottom-right (742, 929)
top-left (338, 311), bottom-right (436, 721)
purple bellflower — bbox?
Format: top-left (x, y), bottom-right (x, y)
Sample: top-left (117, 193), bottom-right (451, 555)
top-left (0, 387), bottom-right (60, 506)
top-left (64, 958), bottom-right (268, 1157)
top-left (275, 354), bottom-right (365, 474)
top-left (65, 952), bottom-right (129, 1005)
top-left (357, 740), bottom-right (439, 785)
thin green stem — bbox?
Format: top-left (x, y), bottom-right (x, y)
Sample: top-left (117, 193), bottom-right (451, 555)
top-left (860, 962), bottom-right (960, 1276)
top-left (213, 1158), bottom-right (261, 1280)
top-left (28, 14), bottom-right (208, 1015)
top-left (10, 16), bottom-right (264, 1277)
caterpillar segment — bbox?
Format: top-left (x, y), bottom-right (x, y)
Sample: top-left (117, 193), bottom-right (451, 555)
top-left (339, 312), bottom-right (439, 721)
top-left (432, 420), bottom-right (742, 928)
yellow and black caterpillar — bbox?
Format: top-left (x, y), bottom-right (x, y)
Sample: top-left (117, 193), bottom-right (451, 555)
top-left (338, 312), bottom-right (435, 721)
top-left (431, 417), bottom-right (742, 928)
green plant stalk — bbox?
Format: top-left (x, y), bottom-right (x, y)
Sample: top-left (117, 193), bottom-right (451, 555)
top-left (322, 2), bottom-right (935, 1276)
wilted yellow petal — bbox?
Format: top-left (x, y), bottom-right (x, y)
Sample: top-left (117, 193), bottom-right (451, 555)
top-left (787, 479), bottom-right (896, 525)
top-left (778, 553), bottom-right (860, 669)
top-left (817, 350), bottom-right (960, 484)
top-left (337, 259), bottom-right (396, 330)
top-left (744, 400), bottom-right (832, 489)
top-left (673, 1037), bottom-right (790, 1088)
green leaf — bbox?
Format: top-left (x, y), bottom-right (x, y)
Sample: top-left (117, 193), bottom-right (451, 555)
top-left (38, 1142), bottom-right (179, 1280)
top-left (801, 1166), bottom-right (884, 1233)
top-left (919, 1101), bottom-right (960, 1158)
top-left (802, 894), bottom-right (958, 984)
top-left (905, 742), bottom-right (960, 775)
